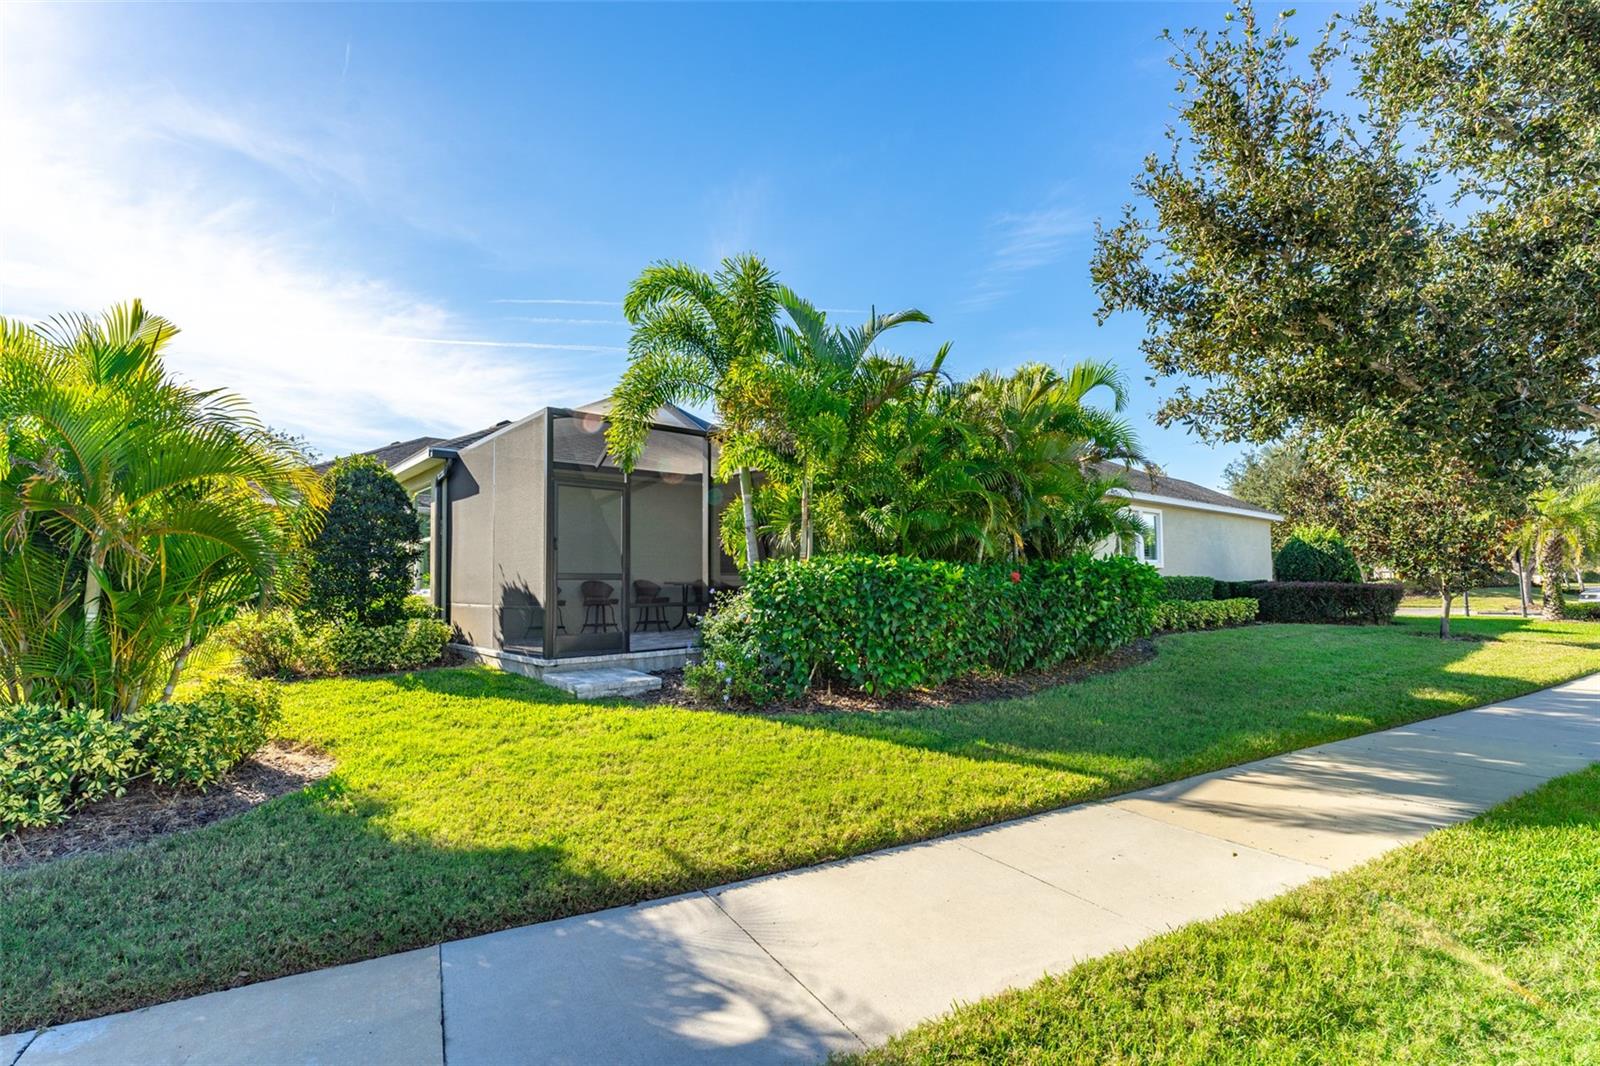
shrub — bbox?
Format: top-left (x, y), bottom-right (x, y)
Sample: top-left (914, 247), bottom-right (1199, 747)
top-left (127, 680), bottom-right (281, 789)
top-left (1251, 581), bottom-right (1403, 624)
top-left (216, 609), bottom-right (335, 679)
top-left (1273, 525), bottom-right (1362, 583)
top-left (1563, 602), bottom-right (1600, 621)
top-left (0, 705), bottom-right (143, 832)
top-left (691, 553), bottom-right (1160, 705)
top-left (304, 455), bottom-right (422, 627)
top-left (1153, 597), bottom-right (1258, 631)
top-left (401, 594), bottom-right (438, 620)
top-left (323, 618), bottom-right (451, 675)
top-left (1158, 575), bottom-right (1216, 602)
top-left (1213, 579), bottom-right (1263, 600)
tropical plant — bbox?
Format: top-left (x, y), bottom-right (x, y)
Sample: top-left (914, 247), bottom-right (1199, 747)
top-left (607, 254), bottom-right (785, 567)
top-left (0, 302), bottom-right (326, 716)
top-left (302, 455), bottom-right (422, 626)
top-left (1511, 481), bottom-right (1600, 620)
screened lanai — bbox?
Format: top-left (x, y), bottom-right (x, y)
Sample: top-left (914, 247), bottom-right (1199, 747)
top-left (434, 403), bottom-right (741, 661)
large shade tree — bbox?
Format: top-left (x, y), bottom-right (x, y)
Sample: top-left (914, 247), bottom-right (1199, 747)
top-left (607, 254), bottom-right (784, 568)
top-left (0, 302), bottom-right (325, 715)
top-left (1091, 0), bottom-right (1597, 490)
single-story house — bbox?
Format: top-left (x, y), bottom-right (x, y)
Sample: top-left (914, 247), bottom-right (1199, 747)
top-left (342, 403), bottom-right (1278, 672)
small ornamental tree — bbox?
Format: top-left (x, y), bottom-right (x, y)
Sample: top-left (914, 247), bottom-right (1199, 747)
top-left (304, 455), bottom-right (421, 627)
top-left (1352, 463), bottom-right (1509, 638)
top-left (1273, 525), bottom-right (1361, 583)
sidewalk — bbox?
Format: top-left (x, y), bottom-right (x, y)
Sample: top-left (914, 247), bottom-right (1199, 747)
top-left (9, 672), bottom-right (1600, 1066)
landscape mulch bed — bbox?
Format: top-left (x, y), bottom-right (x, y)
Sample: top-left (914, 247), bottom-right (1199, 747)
top-left (635, 638), bottom-right (1157, 714)
top-left (1, 742), bottom-right (334, 871)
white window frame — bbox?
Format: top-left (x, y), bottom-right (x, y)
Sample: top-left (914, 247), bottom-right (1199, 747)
top-left (1132, 507), bottom-right (1163, 569)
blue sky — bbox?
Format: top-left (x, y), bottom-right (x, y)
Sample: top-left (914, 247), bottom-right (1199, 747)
top-left (2, 1), bottom-right (1344, 489)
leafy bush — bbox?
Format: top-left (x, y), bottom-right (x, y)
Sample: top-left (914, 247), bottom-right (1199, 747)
top-left (1, 680), bottom-right (282, 833)
top-left (1251, 581), bottom-right (1403, 624)
top-left (689, 553), bottom-right (1160, 705)
top-left (1158, 575), bottom-right (1217, 602)
top-left (216, 610), bottom-right (335, 679)
top-left (1213, 579), bottom-right (1263, 600)
top-left (304, 455), bottom-right (422, 627)
top-left (0, 705), bottom-right (142, 832)
top-left (1274, 525), bottom-right (1362, 583)
top-left (323, 618), bottom-right (451, 675)
top-left (401, 594), bottom-right (438, 620)
top-left (127, 680), bottom-right (281, 789)
top-left (1153, 597), bottom-right (1258, 631)
top-left (1563, 602), bottom-right (1600, 621)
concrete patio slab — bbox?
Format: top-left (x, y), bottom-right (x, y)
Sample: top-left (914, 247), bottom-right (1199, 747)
top-left (440, 892), bottom-right (859, 1066)
top-left (707, 837), bottom-right (1154, 1045)
top-left (16, 948), bottom-right (441, 1066)
top-left (540, 666), bottom-right (663, 699)
top-left (957, 802), bottom-right (1329, 932)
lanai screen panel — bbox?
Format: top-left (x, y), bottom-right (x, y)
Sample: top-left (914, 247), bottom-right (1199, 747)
top-left (627, 427), bottom-right (708, 646)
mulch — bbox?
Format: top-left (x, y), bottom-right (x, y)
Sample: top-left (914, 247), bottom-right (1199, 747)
top-left (633, 638), bottom-right (1158, 715)
top-left (1, 742), bottom-right (334, 872)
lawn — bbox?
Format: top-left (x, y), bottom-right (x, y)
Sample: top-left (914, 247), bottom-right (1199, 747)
top-left (850, 764), bottom-right (1600, 1064)
top-left (4, 617), bottom-right (1600, 1031)
top-left (1396, 584), bottom-right (1586, 616)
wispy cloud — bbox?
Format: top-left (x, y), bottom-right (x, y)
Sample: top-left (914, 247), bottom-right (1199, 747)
top-left (0, 14), bottom-right (620, 456)
top-left (503, 316), bottom-right (628, 326)
top-left (492, 298), bottom-right (622, 306)
top-left (961, 204), bottom-right (1089, 311)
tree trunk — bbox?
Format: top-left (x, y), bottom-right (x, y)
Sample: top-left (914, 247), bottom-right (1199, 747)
top-left (1463, 590), bottom-right (1471, 617)
top-left (1439, 588), bottom-right (1452, 639)
top-left (1513, 548), bottom-right (1531, 617)
top-left (737, 467), bottom-right (761, 569)
top-left (1537, 532), bottom-right (1565, 620)
top-left (799, 475), bottom-right (813, 561)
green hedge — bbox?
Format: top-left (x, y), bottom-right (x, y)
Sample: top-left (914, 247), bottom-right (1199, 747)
top-left (1563, 602), bottom-right (1600, 621)
top-left (1153, 597), bottom-right (1258, 631)
top-left (1158, 575), bottom-right (1216, 602)
top-left (219, 609), bottom-right (450, 679)
top-left (1, 679), bottom-right (280, 834)
top-left (1252, 581), bottom-right (1402, 624)
top-left (688, 553), bottom-right (1160, 705)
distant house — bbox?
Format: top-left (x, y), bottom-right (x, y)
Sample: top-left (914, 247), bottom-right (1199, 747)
top-left (1095, 462), bottom-right (1280, 582)
top-left (338, 406), bottom-right (1277, 673)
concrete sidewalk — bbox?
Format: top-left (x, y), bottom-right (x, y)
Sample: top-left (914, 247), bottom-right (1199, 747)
top-left (10, 672), bottom-right (1600, 1066)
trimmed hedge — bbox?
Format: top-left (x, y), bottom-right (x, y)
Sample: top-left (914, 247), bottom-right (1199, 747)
top-left (1158, 575), bottom-right (1216, 602)
top-left (1, 679), bottom-right (280, 834)
top-left (687, 553), bottom-right (1160, 705)
top-left (1153, 597), bottom-right (1258, 632)
top-left (1250, 581), bottom-right (1403, 624)
top-left (1563, 602), bottom-right (1600, 621)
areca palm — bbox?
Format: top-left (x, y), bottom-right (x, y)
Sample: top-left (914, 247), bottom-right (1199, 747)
top-left (1512, 481), bottom-right (1600, 619)
top-left (607, 255), bottom-right (784, 567)
top-left (0, 302), bottom-right (325, 714)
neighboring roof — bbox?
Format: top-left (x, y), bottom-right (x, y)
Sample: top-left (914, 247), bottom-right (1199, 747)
top-left (1094, 461), bottom-right (1280, 520)
top-left (313, 423), bottom-right (508, 475)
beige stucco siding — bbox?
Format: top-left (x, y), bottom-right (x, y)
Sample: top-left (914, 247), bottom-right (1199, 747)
top-left (1155, 504), bottom-right (1273, 580)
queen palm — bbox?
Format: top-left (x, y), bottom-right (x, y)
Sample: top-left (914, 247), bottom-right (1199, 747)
top-left (0, 302), bottom-right (325, 714)
top-left (607, 255), bottom-right (784, 568)
top-left (1512, 481), bottom-right (1600, 619)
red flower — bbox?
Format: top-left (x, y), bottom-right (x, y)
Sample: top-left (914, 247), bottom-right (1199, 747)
top-left (1009, 570), bottom-right (1021, 583)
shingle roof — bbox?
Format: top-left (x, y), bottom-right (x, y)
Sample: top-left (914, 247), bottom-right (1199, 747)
top-left (1093, 461), bottom-right (1278, 518)
top-left (313, 423), bottom-right (508, 474)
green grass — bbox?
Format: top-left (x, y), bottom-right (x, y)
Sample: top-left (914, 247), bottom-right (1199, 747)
top-left (4, 617), bottom-right (1599, 1031)
top-left (850, 765), bottom-right (1600, 1065)
top-left (1396, 584), bottom-right (1586, 616)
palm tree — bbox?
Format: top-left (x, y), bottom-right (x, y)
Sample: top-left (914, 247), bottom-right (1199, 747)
top-left (754, 293), bottom-right (934, 558)
top-left (1512, 481), bottom-right (1600, 619)
top-left (0, 301), bottom-right (325, 714)
top-left (954, 361), bottom-right (1151, 561)
top-left (607, 255), bottom-right (784, 568)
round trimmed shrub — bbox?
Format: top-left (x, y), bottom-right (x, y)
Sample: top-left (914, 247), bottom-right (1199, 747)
top-left (1274, 525), bottom-right (1361, 583)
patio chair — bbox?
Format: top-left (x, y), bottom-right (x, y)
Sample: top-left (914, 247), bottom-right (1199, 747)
top-left (632, 580), bottom-right (672, 631)
top-left (579, 580), bottom-right (618, 633)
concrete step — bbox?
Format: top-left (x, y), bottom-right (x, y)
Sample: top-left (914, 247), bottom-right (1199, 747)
top-left (542, 668), bottom-right (663, 699)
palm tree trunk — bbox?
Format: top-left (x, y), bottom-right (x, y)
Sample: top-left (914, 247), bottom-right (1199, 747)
top-left (800, 475), bottom-right (813, 561)
top-left (737, 467), bottom-right (761, 568)
top-left (1538, 531), bottom-right (1566, 620)
top-left (1513, 548), bottom-right (1531, 617)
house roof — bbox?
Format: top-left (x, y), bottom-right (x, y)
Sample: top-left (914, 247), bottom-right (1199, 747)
top-left (1094, 461), bottom-right (1279, 520)
top-left (313, 423), bottom-right (508, 475)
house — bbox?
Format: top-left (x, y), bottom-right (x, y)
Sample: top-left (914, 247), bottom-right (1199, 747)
top-left (346, 406), bottom-right (1278, 674)
top-left (1095, 462), bottom-right (1281, 582)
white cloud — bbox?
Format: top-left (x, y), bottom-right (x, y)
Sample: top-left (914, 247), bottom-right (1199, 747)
top-left (962, 204), bottom-right (1088, 311)
top-left (0, 14), bottom-right (619, 457)
top-left (492, 298), bottom-right (622, 306)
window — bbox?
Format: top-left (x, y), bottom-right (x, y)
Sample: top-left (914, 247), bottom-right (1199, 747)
top-left (1132, 508), bottom-right (1162, 568)
top-left (412, 488), bottom-right (432, 593)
